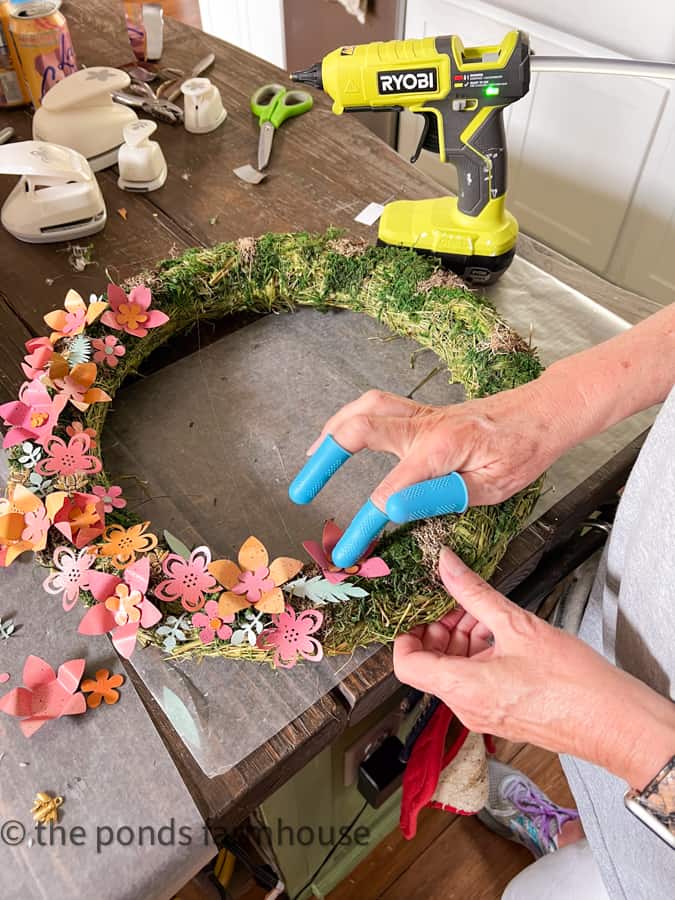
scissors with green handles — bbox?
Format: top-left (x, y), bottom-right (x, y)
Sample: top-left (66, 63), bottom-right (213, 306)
top-left (251, 83), bottom-right (313, 171)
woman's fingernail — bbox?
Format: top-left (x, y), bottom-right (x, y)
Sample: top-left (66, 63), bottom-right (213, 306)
top-left (439, 546), bottom-right (468, 577)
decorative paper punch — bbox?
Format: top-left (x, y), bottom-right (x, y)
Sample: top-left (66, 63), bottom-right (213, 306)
top-left (289, 435), bottom-right (469, 568)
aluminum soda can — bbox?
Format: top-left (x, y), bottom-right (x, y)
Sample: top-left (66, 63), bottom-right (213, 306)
top-left (0, 1), bottom-right (30, 106)
top-left (9, 0), bottom-right (77, 107)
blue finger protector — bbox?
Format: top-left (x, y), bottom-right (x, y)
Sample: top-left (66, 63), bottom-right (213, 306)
top-left (386, 473), bottom-right (469, 524)
top-left (331, 499), bottom-right (389, 569)
top-left (288, 435), bottom-right (352, 505)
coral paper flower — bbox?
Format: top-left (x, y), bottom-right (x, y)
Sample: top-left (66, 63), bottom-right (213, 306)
top-left (91, 484), bottom-right (126, 514)
top-left (99, 521), bottom-right (158, 569)
top-left (81, 669), bottom-right (124, 708)
top-left (191, 600), bottom-right (234, 644)
top-left (21, 337), bottom-right (54, 381)
top-left (101, 284), bottom-right (169, 338)
top-left (43, 545), bottom-right (97, 611)
top-left (0, 379), bottom-right (67, 449)
top-left (79, 558), bottom-right (162, 659)
top-left (0, 484), bottom-right (49, 566)
top-left (155, 546), bottom-right (218, 612)
top-left (261, 605), bottom-right (324, 669)
top-left (36, 433), bottom-right (102, 478)
top-left (303, 520), bottom-right (391, 584)
top-left (0, 655), bottom-right (86, 737)
top-left (92, 335), bottom-right (126, 368)
top-left (48, 355), bottom-right (112, 411)
top-left (45, 491), bottom-right (105, 548)
top-left (66, 421), bottom-right (98, 448)
top-left (209, 536), bottom-right (303, 617)
top-left (43, 289), bottom-right (108, 344)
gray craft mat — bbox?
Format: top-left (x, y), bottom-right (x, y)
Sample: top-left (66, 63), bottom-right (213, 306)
top-left (103, 261), bottom-right (653, 778)
top-left (0, 462), bottom-right (214, 900)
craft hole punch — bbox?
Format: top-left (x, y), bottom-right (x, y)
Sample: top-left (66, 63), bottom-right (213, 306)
top-left (289, 435), bottom-right (469, 569)
top-left (181, 77), bottom-right (227, 134)
top-left (117, 119), bottom-right (167, 192)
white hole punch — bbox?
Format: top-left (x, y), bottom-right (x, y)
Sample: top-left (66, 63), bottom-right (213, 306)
top-left (181, 77), bottom-right (227, 134)
top-left (117, 119), bottom-right (167, 192)
top-left (0, 140), bottom-right (107, 244)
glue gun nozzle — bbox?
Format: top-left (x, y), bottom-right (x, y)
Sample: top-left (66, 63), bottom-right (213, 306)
top-left (290, 62), bottom-right (323, 90)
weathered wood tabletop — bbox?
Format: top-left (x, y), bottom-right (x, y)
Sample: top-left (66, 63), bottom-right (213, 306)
top-left (0, 0), bottom-right (654, 851)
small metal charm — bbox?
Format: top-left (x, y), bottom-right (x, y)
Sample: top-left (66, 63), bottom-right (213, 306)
top-left (31, 792), bottom-right (63, 825)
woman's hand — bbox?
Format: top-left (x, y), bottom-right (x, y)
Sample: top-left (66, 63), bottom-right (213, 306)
top-left (307, 379), bottom-right (574, 509)
top-left (393, 548), bottom-right (675, 791)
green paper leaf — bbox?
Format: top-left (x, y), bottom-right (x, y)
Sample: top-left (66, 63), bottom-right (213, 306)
top-left (163, 530), bottom-right (192, 560)
top-left (285, 576), bottom-right (369, 606)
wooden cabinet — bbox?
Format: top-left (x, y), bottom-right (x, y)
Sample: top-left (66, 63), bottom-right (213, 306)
top-left (400, 0), bottom-right (675, 303)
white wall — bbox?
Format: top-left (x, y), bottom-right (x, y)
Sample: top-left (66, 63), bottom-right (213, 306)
top-left (489, 0), bottom-right (675, 60)
top-left (199, 0), bottom-right (286, 69)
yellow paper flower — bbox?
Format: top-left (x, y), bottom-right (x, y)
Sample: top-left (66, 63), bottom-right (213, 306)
top-left (0, 483), bottom-right (50, 566)
top-left (98, 522), bottom-right (158, 569)
top-left (209, 536), bottom-right (303, 616)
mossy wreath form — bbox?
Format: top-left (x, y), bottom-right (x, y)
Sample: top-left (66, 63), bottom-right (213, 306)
top-left (1, 231), bottom-right (544, 668)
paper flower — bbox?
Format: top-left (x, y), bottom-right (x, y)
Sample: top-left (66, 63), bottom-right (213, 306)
top-left (81, 669), bottom-right (124, 708)
top-left (209, 537), bottom-right (302, 617)
top-left (0, 379), bottom-right (67, 449)
top-left (0, 484), bottom-right (49, 566)
top-left (45, 491), bottom-right (105, 548)
top-left (92, 484), bottom-right (126, 514)
top-left (43, 289), bottom-right (107, 343)
top-left (36, 433), bottom-right (102, 478)
top-left (48, 355), bottom-right (112, 412)
top-left (18, 441), bottom-right (42, 469)
top-left (0, 655), bottom-right (86, 737)
top-left (66, 421), bottom-right (98, 448)
top-left (79, 558), bottom-right (162, 659)
top-left (43, 545), bottom-right (97, 611)
top-left (101, 284), bottom-right (169, 338)
top-left (191, 600), bottom-right (234, 644)
top-left (260, 605), bottom-right (324, 669)
top-left (21, 337), bottom-right (53, 381)
top-left (98, 521), bottom-right (158, 569)
top-left (92, 335), bottom-right (126, 368)
top-left (303, 520), bottom-right (391, 584)
top-left (155, 546), bottom-right (219, 612)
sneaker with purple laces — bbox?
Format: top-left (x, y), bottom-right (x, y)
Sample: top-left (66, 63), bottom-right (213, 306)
top-left (477, 758), bottom-right (580, 859)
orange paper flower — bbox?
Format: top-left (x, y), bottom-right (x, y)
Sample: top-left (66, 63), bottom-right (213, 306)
top-left (210, 536), bottom-right (303, 616)
top-left (99, 522), bottom-right (158, 569)
top-left (43, 290), bottom-right (107, 344)
top-left (0, 483), bottom-right (49, 566)
top-left (81, 668), bottom-right (124, 708)
top-left (48, 355), bottom-right (112, 412)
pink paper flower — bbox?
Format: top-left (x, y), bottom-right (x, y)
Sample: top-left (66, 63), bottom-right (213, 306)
top-left (45, 491), bottom-right (105, 548)
top-left (21, 337), bottom-right (54, 381)
top-left (43, 545), bottom-right (97, 611)
top-left (232, 566), bottom-right (275, 603)
top-left (155, 546), bottom-right (218, 612)
top-left (0, 380), bottom-right (67, 449)
top-left (66, 421), bottom-right (98, 448)
top-left (303, 520), bottom-right (391, 584)
top-left (191, 599), bottom-right (234, 644)
top-left (79, 558), bottom-right (162, 659)
top-left (101, 284), bottom-right (169, 339)
top-left (36, 433), bottom-right (102, 478)
top-left (21, 506), bottom-right (50, 545)
top-left (92, 335), bottom-right (126, 368)
top-left (92, 484), bottom-right (126, 514)
top-left (0, 655), bottom-right (86, 737)
top-left (261, 605), bottom-right (324, 669)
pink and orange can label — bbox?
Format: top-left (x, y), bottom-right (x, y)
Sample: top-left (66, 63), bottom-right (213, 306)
top-left (9, 0), bottom-right (77, 107)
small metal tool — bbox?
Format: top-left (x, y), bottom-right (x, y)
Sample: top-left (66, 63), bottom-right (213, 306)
top-left (162, 52), bottom-right (215, 102)
top-left (0, 127), bottom-right (14, 145)
top-left (112, 90), bottom-right (183, 125)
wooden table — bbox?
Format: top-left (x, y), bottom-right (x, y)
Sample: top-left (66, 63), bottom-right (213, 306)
top-left (0, 1), bottom-right (656, 841)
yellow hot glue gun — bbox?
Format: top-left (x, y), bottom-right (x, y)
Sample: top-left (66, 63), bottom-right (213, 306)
top-left (292, 30), bottom-right (530, 284)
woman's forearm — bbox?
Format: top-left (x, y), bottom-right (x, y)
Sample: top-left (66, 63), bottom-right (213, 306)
top-left (532, 303), bottom-right (675, 456)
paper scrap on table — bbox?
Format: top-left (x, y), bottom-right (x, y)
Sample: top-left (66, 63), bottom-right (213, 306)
top-left (355, 202), bottom-right (385, 226)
